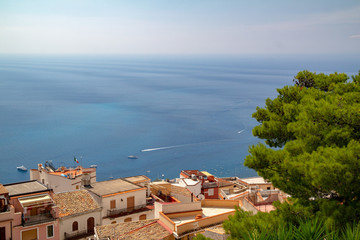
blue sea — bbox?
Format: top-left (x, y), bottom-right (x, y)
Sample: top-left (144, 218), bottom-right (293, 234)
top-left (0, 54), bottom-right (358, 184)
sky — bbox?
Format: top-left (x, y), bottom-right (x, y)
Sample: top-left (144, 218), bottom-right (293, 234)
top-left (0, 0), bottom-right (359, 55)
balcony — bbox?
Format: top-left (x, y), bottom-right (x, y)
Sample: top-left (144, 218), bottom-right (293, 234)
top-left (23, 212), bottom-right (55, 226)
top-left (107, 204), bottom-right (148, 218)
top-left (64, 230), bottom-right (91, 240)
top-left (0, 205), bottom-right (14, 222)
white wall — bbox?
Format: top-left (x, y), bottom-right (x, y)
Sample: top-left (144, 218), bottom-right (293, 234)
top-left (154, 201), bottom-right (201, 218)
top-left (100, 189), bottom-right (146, 218)
top-left (102, 209), bottom-right (154, 225)
top-left (179, 179), bottom-right (201, 197)
top-left (59, 210), bottom-right (101, 240)
top-left (31, 168), bottom-right (96, 193)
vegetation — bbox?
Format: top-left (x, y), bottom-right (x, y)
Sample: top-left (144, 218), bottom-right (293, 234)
top-left (220, 70), bottom-right (360, 239)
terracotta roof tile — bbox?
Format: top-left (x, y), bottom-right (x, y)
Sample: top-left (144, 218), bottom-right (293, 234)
top-left (95, 220), bottom-right (172, 240)
top-left (53, 190), bottom-right (100, 218)
top-left (0, 184), bottom-right (8, 195)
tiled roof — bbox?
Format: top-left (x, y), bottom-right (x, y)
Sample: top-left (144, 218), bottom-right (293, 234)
top-left (0, 184), bottom-right (8, 195)
top-left (217, 178), bottom-right (234, 187)
top-left (86, 178), bottom-right (143, 197)
top-left (95, 220), bottom-right (172, 240)
top-left (53, 190), bottom-right (100, 218)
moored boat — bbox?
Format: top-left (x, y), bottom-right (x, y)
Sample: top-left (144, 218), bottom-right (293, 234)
top-left (17, 165), bottom-right (27, 171)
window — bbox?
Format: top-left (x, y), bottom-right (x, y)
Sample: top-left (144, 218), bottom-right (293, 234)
top-left (47, 225), bottom-right (54, 238)
top-left (124, 217), bottom-right (132, 222)
top-left (139, 214), bottom-right (147, 220)
top-left (267, 187), bottom-right (271, 190)
top-left (110, 200), bottom-right (116, 209)
top-left (111, 221), bottom-right (117, 224)
top-left (208, 188), bottom-right (214, 196)
top-left (76, 185), bottom-right (79, 189)
top-left (0, 227), bottom-right (5, 240)
top-left (22, 229), bottom-right (37, 240)
top-left (72, 221), bottom-right (78, 231)
top-left (42, 179), bottom-right (45, 184)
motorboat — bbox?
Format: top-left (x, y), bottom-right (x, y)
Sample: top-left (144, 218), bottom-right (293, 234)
top-left (17, 165), bottom-right (27, 171)
top-left (90, 165), bottom-right (97, 168)
top-left (128, 155), bottom-right (138, 159)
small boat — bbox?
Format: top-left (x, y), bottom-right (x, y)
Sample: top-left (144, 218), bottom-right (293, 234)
top-left (17, 165), bottom-right (27, 171)
top-left (128, 155), bottom-right (138, 159)
top-left (90, 165), bottom-right (97, 168)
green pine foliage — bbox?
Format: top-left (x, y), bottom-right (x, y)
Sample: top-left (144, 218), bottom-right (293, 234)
top-left (221, 70), bottom-right (360, 239)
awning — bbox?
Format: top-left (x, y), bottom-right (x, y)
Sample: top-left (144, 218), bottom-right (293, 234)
top-left (19, 194), bottom-right (53, 208)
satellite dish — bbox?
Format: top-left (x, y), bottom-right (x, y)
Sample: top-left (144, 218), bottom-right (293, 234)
top-left (197, 194), bottom-right (205, 200)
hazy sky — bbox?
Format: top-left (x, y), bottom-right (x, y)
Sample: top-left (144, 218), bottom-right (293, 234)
top-left (1, 0), bottom-right (359, 54)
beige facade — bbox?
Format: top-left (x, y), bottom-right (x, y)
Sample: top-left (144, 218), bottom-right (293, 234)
top-left (85, 178), bottom-right (151, 225)
top-left (59, 211), bottom-right (101, 240)
top-left (30, 164), bottom-right (96, 193)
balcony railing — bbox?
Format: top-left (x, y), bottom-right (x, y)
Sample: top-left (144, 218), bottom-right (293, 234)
top-left (107, 204), bottom-right (147, 218)
top-left (23, 212), bottom-right (55, 226)
top-left (65, 230), bottom-right (91, 240)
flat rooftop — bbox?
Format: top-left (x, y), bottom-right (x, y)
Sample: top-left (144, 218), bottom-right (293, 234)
top-left (48, 166), bottom-right (95, 177)
top-left (240, 177), bottom-right (269, 185)
top-left (4, 181), bottom-right (49, 197)
top-left (86, 178), bottom-right (143, 197)
top-left (181, 170), bottom-right (206, 177)
top-left (123, 175), bottom-right (150, 184)
top-left (170, 207), bottom-right (235, 225)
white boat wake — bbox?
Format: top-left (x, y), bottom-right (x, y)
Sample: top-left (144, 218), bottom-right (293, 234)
top-left (141, 129), bottom-right (245, 152)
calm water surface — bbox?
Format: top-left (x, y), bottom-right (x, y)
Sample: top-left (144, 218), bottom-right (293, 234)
top-left (0, 54), bottom-right (358, 183)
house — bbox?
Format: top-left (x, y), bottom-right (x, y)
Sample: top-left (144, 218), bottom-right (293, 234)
top-left (0, 184), bottom-right (14, 240)
top-left (176, 178), bottom-right (202, 198)
top-left (94, 219), bottom-right (174, 240)
top-left (30, 163), bottom-right (96, 193)
top-left (180, 170), bottom-right (206, 183)
top-left (238, 177), bottom-right (275, 191)
top-left (180, 170), bottom-right (219, 199)
top-left (151, 181), bottom-right (193, 203)
top-left (156, 199), bottom-right (239, 239)
top-left (53, 190), bottom-right (102, 240)
top-left (4, 180), bottom-right (60, 240)
top-left (123, 175), bottom-right (151, 197)
top-left (85, 178), bottom-right (152, 225)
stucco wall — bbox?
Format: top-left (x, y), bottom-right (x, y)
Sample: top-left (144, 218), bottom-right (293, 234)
top-left (59, 210), bottom-right (101, 240)
top-left (102, 209), bottom-right (154, 225)
top-left (12, 220), bottom-right (60, 240)
top-left (100, 189), bottom-right (146, 218)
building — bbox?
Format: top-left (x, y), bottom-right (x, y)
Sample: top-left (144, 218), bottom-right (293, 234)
top-left (4, 180), bottom-right (60, 240)
top-left (94, 219), bottom-right (174, 240)
top-left (123, 175), bottom-right (151, 197)
top-left (151, 181), bottom-right (194, 203)
top-left (85, 178), bottom-right (152, 225)
top-left (53, 190), bottom-right (102, 240)
top-left (180, 170), bottom-right (219, 199)
top-left (30, 163), bottom-right (96, 193)
top-left (156, 199), bottom-right (239, 239)
top-left (0, 184), bottom-right (14, 240)
top-left (238, 177), bottom-right (275, 191)
top-left (176, 178), bottom-right (202, 198)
